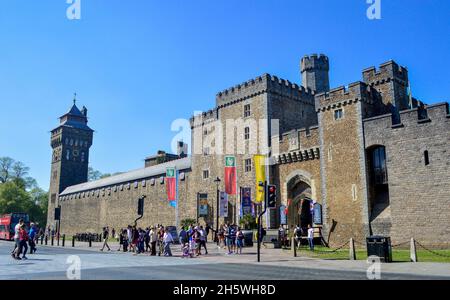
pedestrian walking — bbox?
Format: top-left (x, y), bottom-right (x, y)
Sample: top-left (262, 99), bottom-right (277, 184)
top-left (150, 226), bottom-right (157, 256)
top-left (144, 227), bottom-right (151, 252)
top-left (18, 224), bottom-right (29, 260)
top-left (179, 227), bottom-right (187, 247)
top-left (11, 218), bottom-right (24, 260)
top-left (28, 223), bottom-right (37, 254)
top-left (307, 224), bottom-right (314, 251)
top-left (163, 227), bottom-right (173, 256)
top-left (199, 226), bottom-right (208, 255)
top-left (294, 225), bottom-right (303, 249)
top-left (236, 227), bottom-right (244, 254)
top-left (100, 226), bottom-right (111, 251)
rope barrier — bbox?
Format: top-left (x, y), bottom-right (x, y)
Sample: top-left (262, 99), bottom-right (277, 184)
top-left (391, 240), bottom-right (410, 248)
top-left (416, 241), bottom-right (450, 258)
top-left (297, 240), bottom-right (350, 254)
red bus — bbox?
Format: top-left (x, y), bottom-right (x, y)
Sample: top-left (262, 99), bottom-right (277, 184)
top-left (0, 213), bottom-right (30, 240)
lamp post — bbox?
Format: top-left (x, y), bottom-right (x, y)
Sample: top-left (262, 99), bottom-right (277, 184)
top-left (214, 177), bottom-right (221, 245)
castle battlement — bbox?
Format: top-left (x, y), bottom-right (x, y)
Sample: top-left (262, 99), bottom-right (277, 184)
top-left (363, 60), bottom-right (408, 85)
top-left (301, 54), bottom-right (329, 71)
top-left (189, 109), bottom-right (217, 128)
top-left (363, 102), bottom-right (450, 128)
top-left (216, 73), bottom-right (314, 107)
top-left (315, 81), bottom-right (371, 111)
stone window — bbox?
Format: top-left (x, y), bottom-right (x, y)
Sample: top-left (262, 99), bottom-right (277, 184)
top-left (66, 149), bottom-right (70, 160)
top-left (334, 109), bottom-right (343, 120)
top-left (81, 152), bottom-right (85, 162)
top-left (370, 146), bottom-right (388, 185)
top-left (51, 193), bottom-right (56, 204)
top-left (134, 181), bottom-right (138, 188)
top-left (204, 128), bottom-right (208, 136)
top-left (120, 184), bottom-right (124, 191)
top-left (203, 147), bottom-right (210, 156)
top-left (142, 180), bottom-right (146, 187)
top-left (244, 104), bottom-right (251, 117)
top-left (70, 139), bottom-right (74, 146)
top-left (245, 159), bottom-right (252, 172)
top-left (75, 139), bottom-right (78, 147)
top-left (203, 169), bottom-right (209, 179)
top-left (244, 127), bottom-right (250, 140)
top-left (424, 150), bottom-right (430, 166)
top-left (126, 183), bottom-right (131, 190)
top-left (65, 138), bottom-right (69, 145)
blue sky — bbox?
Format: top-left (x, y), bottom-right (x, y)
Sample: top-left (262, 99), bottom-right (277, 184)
top-left (0, 0), bottom-right (449, 190)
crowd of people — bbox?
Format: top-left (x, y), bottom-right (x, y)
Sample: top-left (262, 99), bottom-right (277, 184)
top-left (99, 222), bottom-right (249, 258)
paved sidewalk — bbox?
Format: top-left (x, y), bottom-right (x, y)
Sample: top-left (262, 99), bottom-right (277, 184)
top-left (27, 240), bottom-right (450, 278)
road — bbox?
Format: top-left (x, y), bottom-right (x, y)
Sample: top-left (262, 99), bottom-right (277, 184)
top-left (1, 241), bottom-right (448, 280)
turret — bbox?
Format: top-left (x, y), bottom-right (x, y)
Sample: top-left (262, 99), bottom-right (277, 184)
top-left (301, 54), bottom-right (330, 94)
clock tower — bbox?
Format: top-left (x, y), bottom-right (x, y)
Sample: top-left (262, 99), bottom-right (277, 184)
top-left (46, 97), bottom-right (94, 230)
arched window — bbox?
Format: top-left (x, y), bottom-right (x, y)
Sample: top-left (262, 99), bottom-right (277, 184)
top-left (66, 149), bottom-right (70, 160)
top-left (81, 152), bottom-right (85, 162)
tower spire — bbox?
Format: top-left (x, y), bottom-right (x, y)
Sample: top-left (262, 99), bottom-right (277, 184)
top-left (73, 92), bottom-right (77, 105)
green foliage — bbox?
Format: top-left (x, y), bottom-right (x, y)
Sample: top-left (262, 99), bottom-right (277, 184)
top-left (180, 218), bottom-right (197, 229)
top-left (0, 157), bottom-right (48, 226)
top-left (239, 214), bottom-right (257, 230)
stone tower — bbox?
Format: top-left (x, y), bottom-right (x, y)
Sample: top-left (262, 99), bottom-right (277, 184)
top-left (301, 54), bottom-right (330, 94)
top-left (46, 99), bottom-right (93, 230)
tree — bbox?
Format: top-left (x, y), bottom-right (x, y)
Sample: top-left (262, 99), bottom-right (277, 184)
top-left (239, 214), bottom-right (257, 230)
top-left (88, 167), bottom-right (102, 181)
top-left (180, 218), bottom-right (197, 229)
top-left (0, 157), bottom-right (14, 183)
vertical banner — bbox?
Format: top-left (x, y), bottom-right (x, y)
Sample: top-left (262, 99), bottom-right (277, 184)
top-left (241, 187), bottom-right (252, 216)
top-left (219, 192), bottom-right (228, 217)
top-left (254, 155), bottom-right (266, 203)
top-left (166, 167), bottom-right (177, 207)
top-left (224, 156), bottom-right (237, 195)
top-left (198, 193), bottom-right (208, 217)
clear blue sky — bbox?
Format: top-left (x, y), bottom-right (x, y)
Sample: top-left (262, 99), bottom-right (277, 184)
top-left (0, 0), bottom-right (449, 190)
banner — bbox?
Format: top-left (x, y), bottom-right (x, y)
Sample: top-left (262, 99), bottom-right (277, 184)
top-left (224, 156), bottom-right (237, 195)
top-left (198, 193), bottom-right (208, 217)
top-left (254, 155), bottom-right (266, 203)
top-left (166, 167), bottom-right (177, 207)
top-left (241, 187), bottom-right (252, 216)
top-left (219, 191), bottom-right (228, 217)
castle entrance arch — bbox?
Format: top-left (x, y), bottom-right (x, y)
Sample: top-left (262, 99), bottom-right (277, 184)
top-left (286, 174), bottom-right (313, 230)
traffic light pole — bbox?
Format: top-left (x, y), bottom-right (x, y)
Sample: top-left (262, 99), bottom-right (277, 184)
top-left (257, 181), bottom-right (268, 263)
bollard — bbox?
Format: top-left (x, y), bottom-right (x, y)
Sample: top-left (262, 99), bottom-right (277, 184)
top-left (349, 238), bottom-right (356, 260)
top-left (89, 235), bottom-right (92, 247)
top-left (62, 234), bottom-right (65, 247)
top-left (45, 235), bottom-right (48, 245)
top-left (41, 235), bottom-right (44, 245)
top-left (292, 237), bottom-right (297, 257)
top-left (72, 236), bottom-right (75, 247)
top-left (51, 235), bottom-right (54, 246)
top-left (410, 238), bottom-right (418, 262)
top-left (57, 234), bottom-right (60, 246)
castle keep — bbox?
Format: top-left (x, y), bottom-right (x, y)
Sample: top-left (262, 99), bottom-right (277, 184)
top-left (47, 54), bottom-right (450, 247)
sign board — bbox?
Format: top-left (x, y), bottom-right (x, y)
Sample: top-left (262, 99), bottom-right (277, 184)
top-left (198, 193), bottom-right (208, 217)
top-left (313, 202), bottom-right (322, 225)
top-left (219, 192), bottom-right (228, 217)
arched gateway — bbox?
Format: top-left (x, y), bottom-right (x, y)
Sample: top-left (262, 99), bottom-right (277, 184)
top-left (285, 171), bottom-right (314, 229)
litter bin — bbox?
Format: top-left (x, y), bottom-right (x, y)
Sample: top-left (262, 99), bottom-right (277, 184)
top-left (242, 230), bottom-right (254, 247)
top-left (366, 236), bottom-right (392, 263)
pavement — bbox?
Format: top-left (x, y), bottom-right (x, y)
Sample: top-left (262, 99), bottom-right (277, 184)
top-left (1, 240), bottom-right (449, 280)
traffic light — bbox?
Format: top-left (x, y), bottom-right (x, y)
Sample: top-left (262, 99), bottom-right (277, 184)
top-left (267, 185), bottom-right (277, 208)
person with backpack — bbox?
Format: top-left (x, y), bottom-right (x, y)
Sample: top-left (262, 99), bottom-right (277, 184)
top-left (294, 225), bottom-right (303, 249)
top-left (18, 224), bottom-right (29, 260)
top-left (28, 223), bottom-right (37, 254)
top-left (198, 226), bottom-right (208, 255)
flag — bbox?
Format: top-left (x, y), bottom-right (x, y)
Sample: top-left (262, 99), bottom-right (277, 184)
top-left (254, 155), bottom-right (266, 203)
top-left (224, 156), bottom-right (237, 195)
top-left (166, 167), bottom-right (177, 206)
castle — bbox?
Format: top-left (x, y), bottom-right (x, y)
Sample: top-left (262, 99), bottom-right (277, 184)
top-left (47, 54), bottom-right (450, 247)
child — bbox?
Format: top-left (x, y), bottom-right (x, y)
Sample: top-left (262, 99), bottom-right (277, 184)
top-left (182, 243), bottom-right (192, 258)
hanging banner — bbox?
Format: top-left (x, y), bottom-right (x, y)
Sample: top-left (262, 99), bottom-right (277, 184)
top-left (254, 155), bottom-right (266, 203)
top-left (224, 156), bottom-right (237, 195)
top-left (241, 187), bottom-right (252, 216)
top-left (166, 167), bottom-right (177, 207)
top-left (313, 202), bottom-right (322, 225)
top-left (198, 193), bottom-right (208, 217)
top-left (280, 205), bottom-right (287, 225)
top-left (219, 191), bottom-right (228, 217)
